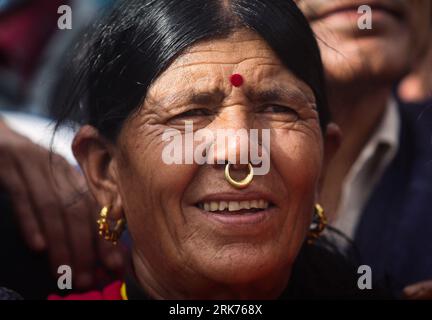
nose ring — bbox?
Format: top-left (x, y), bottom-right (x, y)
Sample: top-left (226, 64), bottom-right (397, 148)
top-left (224, 162), bottom-right (254, 189)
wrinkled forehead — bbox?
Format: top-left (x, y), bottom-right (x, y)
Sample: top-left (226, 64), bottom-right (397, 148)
top-left (146, 29), bottom-right (316, 105)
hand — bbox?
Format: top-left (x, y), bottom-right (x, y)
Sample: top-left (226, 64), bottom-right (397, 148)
top-left (403, 280), bottom-right (432, 300)
top-left (0, 120), bottom-right (124, 288)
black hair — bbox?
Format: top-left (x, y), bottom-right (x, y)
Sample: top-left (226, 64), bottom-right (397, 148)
top-left (53, 0), bottom-right (330, 140)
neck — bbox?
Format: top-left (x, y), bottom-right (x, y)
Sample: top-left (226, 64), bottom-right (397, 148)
top-left (131, 248), bottom-right (290, 299)
top-left (321, 82), bottom-right (392, 220)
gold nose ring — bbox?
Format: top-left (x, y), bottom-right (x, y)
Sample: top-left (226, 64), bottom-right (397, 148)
top-left (224, 162), bottom-right (254, 189)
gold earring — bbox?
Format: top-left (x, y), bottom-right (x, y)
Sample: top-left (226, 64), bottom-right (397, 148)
top-left (224, 162), bottom-right (254, 189)
top-left (307, 204), bottom-right (328, 243)
top-left (97, 206), bottom-right (125, 245)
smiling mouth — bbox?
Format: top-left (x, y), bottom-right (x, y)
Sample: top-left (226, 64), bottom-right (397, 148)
top-left (196, 199), bottom-right (275, 215)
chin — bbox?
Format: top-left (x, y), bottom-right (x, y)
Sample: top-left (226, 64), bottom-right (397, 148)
top-left (324, 51), bottom-right (409, 87)
top-left (322, 36), bottom-right (410, 74)
top-left (198, 246), bottom-right (292, 286)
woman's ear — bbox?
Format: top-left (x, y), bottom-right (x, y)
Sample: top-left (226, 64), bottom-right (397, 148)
top-left (318, 122), bottom-right (342, 190)
top-left (72, 125), bottom-right (123, 220)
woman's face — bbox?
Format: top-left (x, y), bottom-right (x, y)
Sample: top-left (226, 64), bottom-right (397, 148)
top-left (81, 29), bottom-right (332, 298)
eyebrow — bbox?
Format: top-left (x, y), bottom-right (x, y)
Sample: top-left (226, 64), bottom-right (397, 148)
top-left (189, 90), bottom-right (225, 105)
top-left (246, 85), bottom-right (317, 109)
top-left (150, 88), bottom-right (225, 108)
top-left (150, 84), bottom-right (316, 111)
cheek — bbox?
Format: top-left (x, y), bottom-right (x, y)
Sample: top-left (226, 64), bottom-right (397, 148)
top-left (116, 129), bottom-right (197, 256)
top-left (320, 38), bottom-right (412, 83)
top-left (271, 129), bottom-right (323, 236)
top-left (272, 130), bottom-right (323, 191)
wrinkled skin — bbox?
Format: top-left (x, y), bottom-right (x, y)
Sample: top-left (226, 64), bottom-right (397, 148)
top-left (73, 29), bottom-right (340, 299)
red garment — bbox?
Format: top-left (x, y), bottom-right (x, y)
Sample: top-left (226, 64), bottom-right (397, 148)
top-left (48, 281), bottom-right (123, 300)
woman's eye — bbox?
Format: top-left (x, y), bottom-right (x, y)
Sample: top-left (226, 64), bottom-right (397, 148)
top-left (259, 105), bottom-right (299, 117)
top-left (175, 108), bottom-right (213, 119)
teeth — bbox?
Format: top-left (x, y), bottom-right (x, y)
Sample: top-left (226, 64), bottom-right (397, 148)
top-left (204, 203), bottom-right (210, 211)
top-left (228, 201), bottom-right (240, 211)
top-left (240, 201), bottom-right (250, 209)
top-left (199, 199), bottom-right (270, 212)
top-left (210, 201), bottom-right (218, 211)
top-left (258, 200), bottom-right (269, 209)
top-left (220, 201), bottom-right (228, 210)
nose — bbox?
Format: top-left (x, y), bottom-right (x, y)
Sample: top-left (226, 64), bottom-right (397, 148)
top-left (210, 106), bottom-right (251, 177)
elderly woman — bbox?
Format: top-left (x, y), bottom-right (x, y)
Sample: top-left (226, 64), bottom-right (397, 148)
top-left (50, 0), bottom-right (385, 300)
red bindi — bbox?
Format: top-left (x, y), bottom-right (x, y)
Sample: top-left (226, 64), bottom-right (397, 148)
top-left (230, 74), bottom-right (244, 87)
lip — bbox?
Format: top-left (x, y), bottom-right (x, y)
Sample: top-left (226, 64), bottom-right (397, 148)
top-left (308, 0), bottom-right (405, 22)
top-left (201, 207), bottom-right (276, 226)
top-left (197, 191), bottom-right (276, 204)
top-left (193, 191), bottom-right (279, 227)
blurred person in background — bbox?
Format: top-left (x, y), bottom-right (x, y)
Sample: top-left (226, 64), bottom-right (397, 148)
top-left (395, 28), bottom-right (432, 300)
top-left (296, 0), bottom-right (432, 298)
top-left (0, 0), bottom-right (123, 299)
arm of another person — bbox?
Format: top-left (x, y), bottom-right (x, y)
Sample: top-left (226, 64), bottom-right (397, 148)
top-left (0, 117), bottom-right (124, 289)
top-left (403, 280), bottom-right (432, 300)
